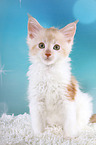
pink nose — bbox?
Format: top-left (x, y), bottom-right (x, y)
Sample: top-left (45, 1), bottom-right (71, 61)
top-left (45, 53), bottom-right (51, 57)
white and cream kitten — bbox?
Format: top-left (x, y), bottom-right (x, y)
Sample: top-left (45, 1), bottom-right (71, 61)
top-left (27, 15), bottom-right (95, 138)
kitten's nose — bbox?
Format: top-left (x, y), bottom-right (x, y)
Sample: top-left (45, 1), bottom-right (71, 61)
top-left (45, 53), bottom-right (51, 57)
top-left (45, 50), bottom-right (51, 58)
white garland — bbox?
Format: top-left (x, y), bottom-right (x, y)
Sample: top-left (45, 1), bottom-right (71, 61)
top-left (0, 113), bottom-right (96, 145)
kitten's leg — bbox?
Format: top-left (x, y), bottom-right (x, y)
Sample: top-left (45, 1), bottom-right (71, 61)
top-left (76, 90), bottom-right (93, 129)
top-left (29, 100), bottom-right (46, 135)
top-left (63, 100), bottom-right (79, 138)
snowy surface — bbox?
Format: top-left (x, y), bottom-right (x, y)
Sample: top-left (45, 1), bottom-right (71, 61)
top-left (0, 113), bottom-right (96, 145)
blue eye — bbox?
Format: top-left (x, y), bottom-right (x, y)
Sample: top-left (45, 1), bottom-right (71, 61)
top-left (39, 42), bottom-right (45, 49)
top-left (53, 44), bottom-right (60, 50)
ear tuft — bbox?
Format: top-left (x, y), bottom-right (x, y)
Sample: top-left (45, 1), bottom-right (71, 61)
top-left (60, 21), bottom-right (78, 43)
top-left (27, 13), bottom-right (32, 19)
top-left (28, 15), bottom-right (43, 39)
top-left (74, 20), bottom-right (79, 25)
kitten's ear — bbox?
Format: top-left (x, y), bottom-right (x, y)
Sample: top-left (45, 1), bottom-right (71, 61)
top-left (60, 20), bottom-right (78, 43)
top-left (28, 14), bottom-right (43, 39)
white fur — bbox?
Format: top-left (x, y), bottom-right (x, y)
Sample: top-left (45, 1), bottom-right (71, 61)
top-left (27, 57), bottom-right (93, 138)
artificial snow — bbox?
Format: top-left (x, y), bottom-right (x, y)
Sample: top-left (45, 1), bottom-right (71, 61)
top-left (0, 113), bottom-right (96, 145)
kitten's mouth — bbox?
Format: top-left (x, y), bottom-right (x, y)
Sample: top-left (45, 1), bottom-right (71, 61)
top-left (45, 57), bottom-right (52, 61)
top-left (42, 56), bottom-right (54, 65)
top-left (41, 55), bottom-right (54, 65)
top-left (40, 58), bottom-right (55, 66)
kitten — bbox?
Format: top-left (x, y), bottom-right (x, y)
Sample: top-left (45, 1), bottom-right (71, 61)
top-left (27, 15), bottom-right (95, 138)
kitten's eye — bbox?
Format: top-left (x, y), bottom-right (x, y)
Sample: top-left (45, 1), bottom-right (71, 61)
top-left (53, 44), bottom-right (60, 50)
top-left (38, 42), bottom-right (45, 49)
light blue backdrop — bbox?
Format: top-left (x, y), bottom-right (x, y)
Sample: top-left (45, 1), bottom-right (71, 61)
top-left (0, 0), bottom-right (96, 115)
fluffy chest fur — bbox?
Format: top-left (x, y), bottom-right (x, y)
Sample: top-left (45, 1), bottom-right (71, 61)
top-left (27, 58), bottom-right (71, 111)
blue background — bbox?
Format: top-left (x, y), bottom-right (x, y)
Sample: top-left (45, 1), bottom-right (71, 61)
top-left (0, 0), bottom-right (96, 116)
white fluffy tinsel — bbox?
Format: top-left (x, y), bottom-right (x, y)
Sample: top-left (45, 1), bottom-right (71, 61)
top-left (0, 113), bottom-right (96, 145)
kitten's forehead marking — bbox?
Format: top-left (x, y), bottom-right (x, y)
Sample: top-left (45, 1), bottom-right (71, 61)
top-left (45, 27), bottom-right (58, 43)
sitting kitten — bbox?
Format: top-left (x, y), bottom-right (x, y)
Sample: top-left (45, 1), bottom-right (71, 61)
top-left (27, 15), bottom-right (95, 138)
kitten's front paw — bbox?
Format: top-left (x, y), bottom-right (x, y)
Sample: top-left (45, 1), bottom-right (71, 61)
top-left (63, 126), bottom-right (79, 139)
top-left (33, 128), bottom-right (44, 136)
top-left (32, 125), bottom-right (45, 136)
top-left (63, 131), bottom-right (79, 139)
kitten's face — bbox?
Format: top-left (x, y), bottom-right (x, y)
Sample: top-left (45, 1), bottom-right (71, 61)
top-left (27, 15), bottom-right (78, 65)
top-left (28, 28), bottom-right (70, 65)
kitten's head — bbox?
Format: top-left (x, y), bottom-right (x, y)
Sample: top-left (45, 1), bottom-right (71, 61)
top-left (27, 15), bottom-right (78, 65)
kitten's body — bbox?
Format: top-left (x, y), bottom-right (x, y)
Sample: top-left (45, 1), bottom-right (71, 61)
top-left (27, 16), bottom-right (93, 138)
